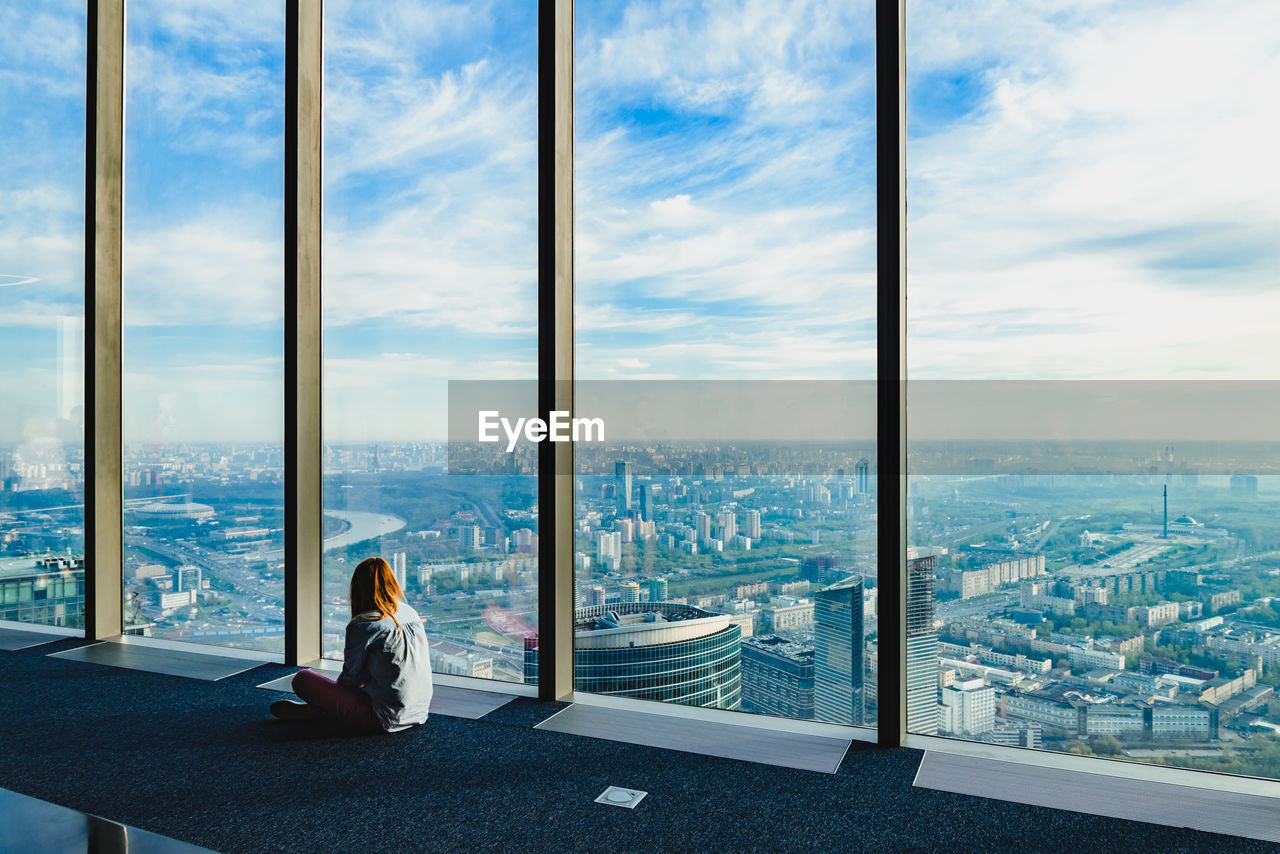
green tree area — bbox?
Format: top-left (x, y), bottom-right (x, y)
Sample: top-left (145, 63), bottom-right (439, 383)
top-left (1147, 644), bottom-right (1243, 674)
top-left (1041, 612), bottom-right (1143, 640)
top-left (1245, 603), bottom-right (1280, 629)
top-left (1152, 737), bottom-right (1280, 780)
top-left (668, 564), bottom-right (807, 601)
top-left (1146, 541), bottom-right (1233, 571)
top-left (1239, 568), bottom-right (1280, 602)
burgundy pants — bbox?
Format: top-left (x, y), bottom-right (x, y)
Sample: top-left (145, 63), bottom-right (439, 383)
top-left (291, 669), bottom-right (383, 732)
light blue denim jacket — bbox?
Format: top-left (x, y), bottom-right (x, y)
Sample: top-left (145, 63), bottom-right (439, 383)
top-left (338, 602), bottom-right (433, 732)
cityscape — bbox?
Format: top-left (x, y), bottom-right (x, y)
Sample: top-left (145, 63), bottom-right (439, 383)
top-left (2, 439), bottom-right (1279, 780)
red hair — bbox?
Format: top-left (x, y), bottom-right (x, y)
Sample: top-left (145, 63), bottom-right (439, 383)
top-left (349, 556), bottom-right (403, 627)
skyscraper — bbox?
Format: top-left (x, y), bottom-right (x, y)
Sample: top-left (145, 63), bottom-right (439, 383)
top-left (717, 510), bottom-right (737, 543)
top-left (525, 603), bottom-right (743, 710)
top-left (615, 461), bottom-right (633, 515)
top-left (639, 483), bottom-right (654, 522)
top-left (813, 574), bottom-right (865, 726)
top-left (744, 508), bottom-right (761, 540)
top-left (741, 636), bottom-right (815, 719)
top-left (906, 555), bottom-right (939, 735)
top-left (649, 577), bottom-right (668, 602)
top-left (855, 457), bottom-right (870, 494)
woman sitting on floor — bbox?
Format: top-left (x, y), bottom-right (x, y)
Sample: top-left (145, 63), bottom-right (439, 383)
top-left (270, 556), bottom-right (433, 732)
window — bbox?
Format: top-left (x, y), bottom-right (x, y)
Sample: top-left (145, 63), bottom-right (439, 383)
top-left (569, 0), bottom-right (878, 724)
top-left (0, 0), bottom-right (87, 629)
top-left (122, 0), bottom-right (286, 649)
top-left (906, 0), bottom-right (1280, 779)
top-left (320, 0), bottom-right (538, 682)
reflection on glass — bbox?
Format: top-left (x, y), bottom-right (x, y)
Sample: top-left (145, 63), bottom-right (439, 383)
top-left (567, 1), bottom-right (877, 723)
top-left (906, 0), bottom-right (1280, 780)
top-left (122, 0), bottom-right (285, 650)
top-left (0, 1), bottom-right (87, 628)
top-left (320, 0), bottom-right (538, 681)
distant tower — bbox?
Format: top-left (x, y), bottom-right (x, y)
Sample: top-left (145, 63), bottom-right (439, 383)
top-left (1163, 484), bottom-right (1168, 538)
top-left (906, 555), bottom-right (939, 735)
top-left (814, 575), bottom-right (865, 726)
top-left (615, 461), bottom-right (633, 516)
top-left (855, 457), bottom-right (870, 494)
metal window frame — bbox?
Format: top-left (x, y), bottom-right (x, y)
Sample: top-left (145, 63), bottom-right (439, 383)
top-left (284, 0), bottom-right (324, 667)
top-left (84, 0), bottom-right (124, 642)
top-left (877, 0), bottom-right (908, 749)
top-left (536, 0), bottom-right (576, 702)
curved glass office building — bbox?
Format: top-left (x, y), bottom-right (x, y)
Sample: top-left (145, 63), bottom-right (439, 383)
top-left (546, 603), bottom-right (743, 710)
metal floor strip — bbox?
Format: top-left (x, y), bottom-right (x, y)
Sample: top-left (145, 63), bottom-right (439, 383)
top-left (535, 703), bottom-right (852, 774)
top-left (257, 673), bottom-right (516, 720)
top-left (49, 641), bottom-right (264, 681)
top-left (0, 627), bottom-right (68, 651)
top-left (914, 750), bottom-right (1280, 843)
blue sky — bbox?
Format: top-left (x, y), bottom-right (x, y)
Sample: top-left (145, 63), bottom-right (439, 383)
top-left (121, 0), bottom-right (285, 447)
top-left (0, 0), bottom-right (85, 447)
top-left (1, 0), bottom-right (1277, 445)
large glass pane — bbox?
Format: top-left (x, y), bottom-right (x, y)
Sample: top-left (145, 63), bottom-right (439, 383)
top-left (320, 1), bottom-right (538, 681)
top-left (0, 1), bottom-right (87, 629)
top-left (568, 2), bottom-right (878, 724)
top-left (907, 0), bottom-right (1280, 780)
top-left (122, 0), bottom-right (285, 650)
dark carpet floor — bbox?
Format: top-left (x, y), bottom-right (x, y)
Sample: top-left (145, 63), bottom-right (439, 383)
top-left (0, 638), bottom-right (1275, 854)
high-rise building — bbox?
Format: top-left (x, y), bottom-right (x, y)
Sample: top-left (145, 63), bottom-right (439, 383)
top-left (855, 457), bottom-right (870, 494)
top-left (717, 510), bottom-right (737, 543)
top-left (694, 511), bottom-right (711, 542)
top-left (620, 581), bottom-right (640, 603)
top-left (741, 635), bottom-right (815, 719)
top-left (615, 517), bottom-right (635, 544)
top-left (744, 508), bottom-right (761, 540)
top-left (940, 677), bottom-right (995, 736)
top-left (596, 531), bottom-right (622, 570)
top-left (525, 603), bottom-right (742, 710)
top-left (813, 575), bottom-right (864, 726)
top-left (0, 558), bottom-right (85, 627)
top-left (615, 461), bottom-right (633, 515)
top-left (459, 525), bottom-right (482, 549)
top-left (639, 483), bottom-right (654, 521)
top-left (649, 577), bottom-right (668, 602)
top-left (907, 555), bottom-right (939, 735)
top-left (174, 565), bottom-right (202, 593)
top-left (585, 586), bottom-right (607, 607)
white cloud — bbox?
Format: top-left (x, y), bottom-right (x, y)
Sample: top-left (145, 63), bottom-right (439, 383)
top-left (322, 2), bottom-right (537, 343)
top-left (581, 0), bottom-right (873, 121)
top-left (573, 0), bottom-right (877, 381)
top-left (121, 214), bottom-right (283, 327)
top-left (905, 0), bottom-right (1280, 379)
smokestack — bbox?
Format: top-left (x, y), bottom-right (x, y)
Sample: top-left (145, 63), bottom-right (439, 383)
top-left (1163, 484), bottom-right (1168, 538)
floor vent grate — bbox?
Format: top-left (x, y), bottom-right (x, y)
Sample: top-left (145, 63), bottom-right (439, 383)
top-left (595, 786), bottom-right (647, 809)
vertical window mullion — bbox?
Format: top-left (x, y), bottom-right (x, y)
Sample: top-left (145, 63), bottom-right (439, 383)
top-left (285, 0), bottom-right (323, 666)
top-left (536, 0), bottom-right (575, 701)
top-left (85, 0), bottom-right (125, 641)
top-left (876, 0), bottom-right (908, 746)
